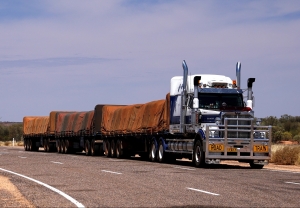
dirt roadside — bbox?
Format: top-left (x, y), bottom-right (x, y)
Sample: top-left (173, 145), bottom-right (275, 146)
top-left (0, 175), bottom-right (34, 207)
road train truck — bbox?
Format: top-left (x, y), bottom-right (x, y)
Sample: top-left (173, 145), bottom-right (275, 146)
top-left (98, 61), bottom-right (271, 169)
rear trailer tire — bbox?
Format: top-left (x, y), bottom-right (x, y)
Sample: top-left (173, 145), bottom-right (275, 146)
top-left (24, 139), bottom-right (27, 151)
top-left (28, 139), bottom-right (33, 151)
top-left (61, 139), bottom-right (66, 154)
top-left (158, 141), bottom-right (165, 163)
top-left (64, 139), bottom-right (70, 154)
top-left (150, 140), bottom-right (157, 162)
top-left (56, 140), bottom-right (61, 153)
top-left (91, 139), bottom-right (97, 156)
top-left (85, 140), bottom-right (91, 156)
top-left (194, 140), bottom-right (205, 168)
top-left (249, 161), bottom-right (264, 169)
top-left (116, 139), bottom-right (123, 158)
top-left (104, 140), bottom-right (111, 157)
top-left (43, 138), bottom-right (48, 152)
top-left (110, 140), bottom-right (116, 158)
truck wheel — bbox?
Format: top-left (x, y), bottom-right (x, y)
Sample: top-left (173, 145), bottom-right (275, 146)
top-left (194, 140), bottom-right (204, 168)
top-left (116, 139), bottom-right (123, 158)
top-left (85, 140), bottom-right (91, 156)
top-left (91, 139), bottom-right (96, 156)
top-left (28, 139), bottom-right (33, 151)
top-left (150, 140), bottom-right (157, 162)
top-left (104, 140), bottom-right (111, 157)
top-left (110, 140), bottom-right (116, 158)
top-left (57, 140), bottom-right (61, 153)
top-left (158, 141), bottom-right (165, 163)
top-left (43, 138), bottom-right (47, 152)
top-left (24, 139), bottom-right (27, 151)
top-left (249, 161), bottom-right (264, 169)
top-left (61, 139), bottom-right (66, 154)
top-left (64, 139), bottom-right (70, 154)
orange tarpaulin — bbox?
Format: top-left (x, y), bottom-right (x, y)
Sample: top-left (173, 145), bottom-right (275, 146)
top-left (23, 116), bottom-right (49, 135)
top-left (101, 94), bottom-right (170, 135)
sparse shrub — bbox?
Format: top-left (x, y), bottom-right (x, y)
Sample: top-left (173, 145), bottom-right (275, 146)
top-left (282, 131), bottom-right (293, 141)
top-left (272, 145), bottom-right (300, 165)
top-left (4, 141), bottom-right (11, 146)
top-left (293, 135), bottom-right (300, 143)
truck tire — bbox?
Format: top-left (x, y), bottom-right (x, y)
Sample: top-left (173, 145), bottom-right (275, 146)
top-left (64, 139), bottom-right (70, 154)
top-left (110, 140), bottom-right (116, 158)
top-left (28, 139), bottom-right (33, 151)
top-left (43, 138), bottom-right (48, 152)
top-left (249, 161), bottom-right (264, 169)
top-left (57, 140), bottom-right (61, 153)
top-left (116, 139), bottom-right (123, 158)
top-left (61, 139), bottom-right (66, 154)
top-left (24, 139), bottom-right (27, 151)
top-left (194, 140), bottom-right (205, 168)
top-left (150, 140), bottom-right (157, 162)
top-left (91, 139), bottom-right (97, 156)
top-left (104, 140), bottom-right (111, 157)
top-left (158, 141), bottom-right (165, 163)
top-left (85, 140), bottom-right (91, 156)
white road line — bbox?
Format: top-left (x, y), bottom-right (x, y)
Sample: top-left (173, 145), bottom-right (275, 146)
top-left (0, 168), bottom-right (85, 208)
top-left (173, 166), bottom-right (195, 171)
top-left (51, 161), bottom-right (63, 165)
top-left (101, 170), bottom-right (122, 175)
top-left (285, 182), bottom-right (300, 185)
top-left (18, 156), bottom-right (27, 159)
top-left (187, 187), bottom-right (220, 196)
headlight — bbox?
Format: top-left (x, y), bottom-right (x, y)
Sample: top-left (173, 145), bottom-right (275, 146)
top-left (214, 131), bottom-right (219, 138)
top-left (256, 118), bottom-right (261, 126)
top-left (260, 132), bottom-right (265, 139)
top-left (215, 117), bottom-right (221, 125)
top-left (254, 132), bottom-right (260, 138)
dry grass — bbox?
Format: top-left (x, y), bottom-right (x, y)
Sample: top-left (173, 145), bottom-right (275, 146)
top-left (0, 141), bottom-right (24, 147)
top-left (271, 144), bottom-right (300, 165)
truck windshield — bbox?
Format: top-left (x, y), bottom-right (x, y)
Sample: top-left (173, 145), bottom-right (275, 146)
top-left (198, 93), bottom-right (244, 110)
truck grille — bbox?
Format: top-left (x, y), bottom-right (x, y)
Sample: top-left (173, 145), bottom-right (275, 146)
top-left (223, 114), bottom-right (252, 139)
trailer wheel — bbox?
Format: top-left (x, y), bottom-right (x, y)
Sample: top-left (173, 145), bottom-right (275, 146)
top-left (104, 140), bottom-right (111, 157)
top-left (158, 141), bottom-right (165, 163)
top-left (28, 139), bottom-right (33, 151)
top-left (64, 139), bottom-right (70, 154)
top-left (91, 139), bottom-right (95, 156)
top-left (116, 139), bottom-right (123, 158)
top-left (85, 140), bottom-right (91, 156)
top-left (249, 161), bottom-right (264, 169)
top-left (60, 139), bottom-right (66, 154)
top-left (24, 139), bottom-right (27, 151)
top-left (150, 140), bottom-right (157, 162)
top-left (43, 138), bottom-right (48, 152)
top-left (110, 140), bottom-right (116, 158)
top-left (194, 140), bottom-right (205, 167)
top-left (57, 140), bottom-right (61, 153)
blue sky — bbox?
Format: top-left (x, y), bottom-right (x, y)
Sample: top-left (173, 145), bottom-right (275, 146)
top-left (0, 0), bottom-right (300, 121)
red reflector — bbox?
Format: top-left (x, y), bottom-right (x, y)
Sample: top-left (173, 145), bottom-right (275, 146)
top-left (242, 107), bottom-right (252, 111)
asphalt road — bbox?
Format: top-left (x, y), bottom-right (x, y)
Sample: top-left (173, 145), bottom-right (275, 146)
top-left (0, 146), bottom-right (300, 207)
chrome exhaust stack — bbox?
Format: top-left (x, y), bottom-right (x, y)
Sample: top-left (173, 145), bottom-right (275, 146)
top-left (246, 78), bottom-right (255, 109)
top-left (180, 60), bottom-right (188, 133)
top-left (236, 62), bottom-right (241, 89)
top-left (191, 76), bottom-right (201, 125)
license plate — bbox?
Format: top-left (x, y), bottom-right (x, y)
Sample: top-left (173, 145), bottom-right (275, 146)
top-left (253, 145), bottom-right (268, 152)
top-left (227, 147), bottom-right (237, 152)
top-left (209, 144), bottom-right (224, 152)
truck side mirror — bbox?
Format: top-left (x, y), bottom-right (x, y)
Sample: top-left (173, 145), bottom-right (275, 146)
top-left (193, 97), bottom-right (199, 109)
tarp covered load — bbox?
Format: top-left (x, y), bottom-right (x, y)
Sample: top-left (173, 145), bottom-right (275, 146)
top-left (23, 116), bottom-right (49, 136)
top-left (101, 94), bottom-right (170, 135)
top-left (48, 111), bottom-right (76, 135)
top-left (55, 111), bottom-right (94, 136)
